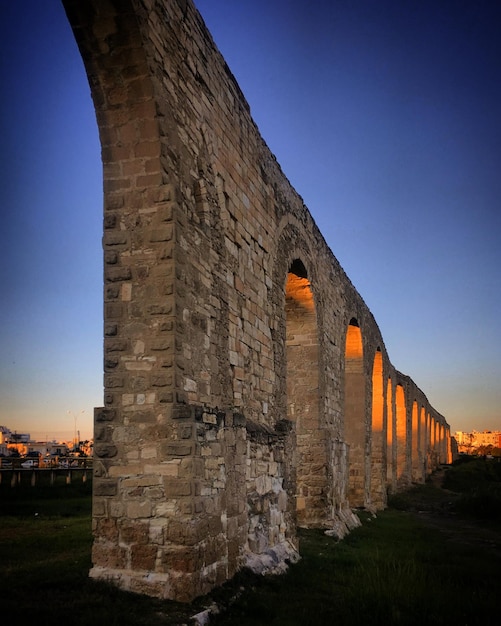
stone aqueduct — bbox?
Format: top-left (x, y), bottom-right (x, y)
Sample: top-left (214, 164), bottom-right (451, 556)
top-left (63, 0), bottom-right (452, 602)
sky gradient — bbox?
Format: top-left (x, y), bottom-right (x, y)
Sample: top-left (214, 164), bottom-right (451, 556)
top-left (1, 0), bottom-right (500, 441)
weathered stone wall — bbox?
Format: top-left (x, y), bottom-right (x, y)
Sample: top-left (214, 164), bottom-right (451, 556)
top-left (63, 0), bottom-right (453, 602)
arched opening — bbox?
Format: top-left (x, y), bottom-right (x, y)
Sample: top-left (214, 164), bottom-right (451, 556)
top-left (425, 412), bottom-right (432, 474)
top-left (285, 259), bottom-right (322, 525)
top-left (344, 319), bottom-right (366, 507)
top-left (370, 349), bottom-right (385, 507)
top-left (411, 401), bottom-right (419, 481)
top-left (430, 417), bottom-right (438, 470)
top-left (446, 427), bottom-right (452, 464)
top-left (386, 379), bottom-right (395, 491)
top-left (395, 384), bottom-right (407, 484)
top-left (438, 423), bottom-right (445, 463)
top-left (2, 1), bottom-right (102, 445)
top-left (420, 407), bottom-right (427, 475)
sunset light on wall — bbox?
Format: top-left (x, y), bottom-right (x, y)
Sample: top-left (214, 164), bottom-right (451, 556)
top-left (345, 320), bottom-right (366, 506)
top-left (371, 349), bottom-right (384, 507)
top-left (285, 263), bottom-right (322, 523)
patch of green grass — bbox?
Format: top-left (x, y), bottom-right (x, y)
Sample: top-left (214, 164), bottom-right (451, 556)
top-left (1, 472), bottom-right (501, 624)
top-left (0, 480), bottom-right (200, 625)
top-left (211, 509), bottom-right (500, 625)
top-left (0, 478), bottom-right (92, 517)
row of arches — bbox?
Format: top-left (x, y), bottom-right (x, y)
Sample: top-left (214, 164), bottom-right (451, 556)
top-left (63, 0), bottom-right (454, 601)
top-left (284, 260), bottom-right (451, 518)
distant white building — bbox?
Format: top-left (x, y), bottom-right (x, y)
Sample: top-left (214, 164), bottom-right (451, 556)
top-left (27, 441), bottom-right (70, 457)
top-left (1, 425), bottom-right (91, 459)
top-left (455, 430), bottom-right (501, 453)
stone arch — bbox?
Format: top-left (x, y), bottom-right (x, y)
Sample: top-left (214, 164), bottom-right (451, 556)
top-left (271, 223), bottom-right (320, 419)
top-left (60, 0), bottom-right (454, 603)
top-left (285, 259), bottom-right (319, 436)
top-left (411, 400), bottom-right (420, 481)
top-left (420, 406), bottom-right (427, 476)
top-left (395, 384), bottom-right (407, 485)
top-left (386, 378), bottom-right (396, 491)
top-left (430, 417), bottom-right (437, 469)
top-left (439, 422), bottom-right (446, 463)
top-left (270, 223), bottom-right (331, 528)
top-left (285, 258), bottom-right (325, 525)
top-left (344, 319), bottom-right (366, 507)
top-left (425, 411), bottom-right (432, 474)
top-left (370, 349), bottom-right (385, 507)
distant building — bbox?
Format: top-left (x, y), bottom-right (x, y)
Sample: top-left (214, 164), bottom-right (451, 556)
top-left (79, 440), bottom-right (93, 457)
top-left (1, 429), bottom-right (31, 456)
top-left (28, 441), bottom-right (70, 457)
top-left (0, 426), bottom-right (85, 458)
top-left (0, 425), bottom-right (10, 456)
top-left (0, 422), bottom-right (93, 462)
top-left (455, 430), bottom-right (501, 453)
top-left (9, 431), bottom-right (30, 443)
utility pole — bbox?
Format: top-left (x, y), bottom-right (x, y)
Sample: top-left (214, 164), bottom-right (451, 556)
top-left (67, 410), bottom-right (85, 451)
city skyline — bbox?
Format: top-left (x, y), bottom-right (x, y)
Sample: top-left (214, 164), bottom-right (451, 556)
top-left (1, 0), bottom-right (500, 439)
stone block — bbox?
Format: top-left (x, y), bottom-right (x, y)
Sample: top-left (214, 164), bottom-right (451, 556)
top-left (127, 499), bottom-right (153, 519)
top-left (94, 408), bottom-right (116, 422)
top-left (94, 443), bottom-right (118, 458)
top-left (91, 542), bottom-right (127, 570)
top-left (94, 479), bottom-right (118, 497)
top-left (163, 479), bottom-right (192, 497)
top-left (120, 520), bottom-right (150, 545)
top-left (131, 544), bottom-right (158, 571)
top-left (106, 267), bottom-right (132, 282)
top-left (159, 546), bottom-right (200, 573)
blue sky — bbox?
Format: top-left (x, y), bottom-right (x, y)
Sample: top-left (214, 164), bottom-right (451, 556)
top-left (1, 0), bottom-right (500, 440)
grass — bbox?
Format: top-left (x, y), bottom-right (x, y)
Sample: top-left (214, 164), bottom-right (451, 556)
top-left (1, 461), bottom-right (500, 624)
top-left (0, 478), bottom-right (195, 625)
top-left (211, 512), bottom-right (500, 625)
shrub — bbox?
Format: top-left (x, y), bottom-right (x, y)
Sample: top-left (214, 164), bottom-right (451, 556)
top-left (443, 458), bottom-right (501, 521)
